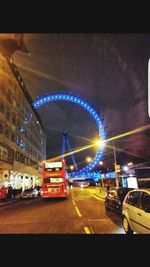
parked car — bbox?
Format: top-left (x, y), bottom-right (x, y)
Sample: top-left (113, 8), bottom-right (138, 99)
top-left (105, 187), bottom-right (133, 214)
top-left (20, 188), bottom-right (39, 199)
top-left (122, 189), bottom-right (150, 234)
top-left (35, 186), bottom-right (42, 196)
top-left (73, 180), bottom-right (89, 187)
top-left (85, 179), bottom-right (96, 186)
top-left (80, 182), bottom-right (89, 188)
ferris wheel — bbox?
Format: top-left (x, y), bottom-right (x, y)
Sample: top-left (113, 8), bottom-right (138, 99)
top-left (33, 93), bottom-right (106, 177)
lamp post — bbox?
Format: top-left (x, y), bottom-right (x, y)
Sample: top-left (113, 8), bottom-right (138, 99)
top-left (99, 161), bottom-right (104, 187)
top-left (113, 139), bottom-right (119, 188)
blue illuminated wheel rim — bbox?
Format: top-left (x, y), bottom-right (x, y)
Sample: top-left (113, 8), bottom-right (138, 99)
top-left (33, 93), bottom-right (106, 177)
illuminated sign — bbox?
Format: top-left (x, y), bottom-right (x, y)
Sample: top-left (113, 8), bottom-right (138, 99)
top-left (115, 164), bottom-right (120, 173)
top-left (45, 162), bottom-right (62, 168)
top-left (127, 177), bottom-right (138, 188)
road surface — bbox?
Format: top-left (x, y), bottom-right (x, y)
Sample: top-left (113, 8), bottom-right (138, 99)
top-left (0, 187), bottom-right (124, 234)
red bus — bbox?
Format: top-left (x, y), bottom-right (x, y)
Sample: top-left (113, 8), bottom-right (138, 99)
top-left (41, 159), bottom-right (69, 199)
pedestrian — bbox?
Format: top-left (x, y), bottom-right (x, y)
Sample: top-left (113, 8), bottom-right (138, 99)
top-left (12, 188), bottom-right (16, 199)
top-left (1, 185), bottom-right (7, 202)
top-left (7, 184), bottom-right (13, 201)
top-left (107, 185), bottom-right (110, 191)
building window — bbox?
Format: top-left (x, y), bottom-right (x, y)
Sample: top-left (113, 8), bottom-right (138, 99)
top-left (6, 110), bottom-right (11, 121)
top-left (0, 122), bottom-right (4, 133)
top-left (11, 132), bottom-right (15, 142)
top-left (6, 92), bottom-right (12, 103)
top-left (4, 127), bottom-right (10, 138)
top-left (12, 113), bottom-right (16, 125)
top-left (13, 98), bottom-right (16, 109)
top-left (0, 85), bottom-right (6, 96)
top-left (0, 102), bottom-right (5, 113)
top-left (15, 151), bottom-right (20, 161)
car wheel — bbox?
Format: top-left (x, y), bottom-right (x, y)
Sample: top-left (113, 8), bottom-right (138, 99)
top-left (105, 201), bottom-right (110, 211)
top-left (122, 216), bottom-right (133, 234)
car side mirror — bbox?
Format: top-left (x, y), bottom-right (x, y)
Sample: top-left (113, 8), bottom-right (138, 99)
top-left (144, 206), bottom-right (150, 213)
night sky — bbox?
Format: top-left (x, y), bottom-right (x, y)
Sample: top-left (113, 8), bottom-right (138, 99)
top-left (12, 34), bottom-right (150, 169)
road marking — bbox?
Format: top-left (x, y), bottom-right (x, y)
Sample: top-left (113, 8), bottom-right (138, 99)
top-left (72, 199), bottom-right (82, 217)
top-left (92, 194), bottom-right (105, 201)
top-left (84, 226), bottom-right (94, 234)
top-left (84, 227), bottom-right (91, 234)
top-left (72, 199), bottom-right (76, 205)
top-left (75, 206), bottom-right (82, 217)
top-left (89, 226), bottom-right (94, 233)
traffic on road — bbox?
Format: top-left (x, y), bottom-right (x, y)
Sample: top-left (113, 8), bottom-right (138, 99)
top-left (0, 185), bottom-right (124, 234)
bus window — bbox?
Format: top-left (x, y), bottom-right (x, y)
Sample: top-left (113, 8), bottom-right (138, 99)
top-left (41, 160), bottom-right (68, 199)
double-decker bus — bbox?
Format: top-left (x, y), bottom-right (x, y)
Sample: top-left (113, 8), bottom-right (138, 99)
top-left (41, 159), bottom-right (69, 199)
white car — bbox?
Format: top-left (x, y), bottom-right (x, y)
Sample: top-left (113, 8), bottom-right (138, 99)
top-left (20, 188), bottom-right (39, 199)
top-left (122, 189), bottom-right (150, 234)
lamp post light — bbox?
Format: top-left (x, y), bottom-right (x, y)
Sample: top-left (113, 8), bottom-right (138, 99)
top-left (86, 157), bottom-right (92, 163)
top-left (123, 166), bottom-right (129, 172)
top-left (70, 165), bottom-right (74, 171)
top-left (99, 161), bottom-right (103, 166)
top-left (95, 139), bottom-right (105, 148)
top-left (127, 162), bottom-right (133, 167)
top-left (112, 139), bottom-right (119, 188)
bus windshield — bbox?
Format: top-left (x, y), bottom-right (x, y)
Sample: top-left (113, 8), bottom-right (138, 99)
top-left (44, 162), bottom-right (62, 172)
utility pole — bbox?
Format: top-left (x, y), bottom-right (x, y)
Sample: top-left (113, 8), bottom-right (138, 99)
top-left (113, 139), bottom-right (119, 188)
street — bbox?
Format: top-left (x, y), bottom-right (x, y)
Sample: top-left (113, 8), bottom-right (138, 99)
top-left (0, 187), bottom-right (124, 234)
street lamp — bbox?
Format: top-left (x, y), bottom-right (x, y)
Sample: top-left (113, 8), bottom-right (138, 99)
top-left (127, 162), bottom-right (133, 166)
top-left (94, 139), bottom-right (105, 148)
top-left (123, 166), bottom-right (129, 172)
top-left (99, 161), bottom-right (103, 166)
top-left (86, 157), bottom-right (92, 163)
top-left (70, 165), bottom-right (74, 171)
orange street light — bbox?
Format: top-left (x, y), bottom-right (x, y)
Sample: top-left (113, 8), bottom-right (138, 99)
top-left (127, 162), bottom-right (133, 166)
top-left (70, 165), bottom-right (74, 170)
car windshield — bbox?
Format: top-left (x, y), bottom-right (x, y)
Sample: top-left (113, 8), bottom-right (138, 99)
top-left (118, 189), bottom-right (131, 201)
top-left (23, 189), bottom-right (33, 193)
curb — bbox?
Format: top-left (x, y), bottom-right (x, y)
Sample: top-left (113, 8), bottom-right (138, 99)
top-left (93, 193), bottom-right (106, 200)
top-left (0, 198), bottom-right (20, 208)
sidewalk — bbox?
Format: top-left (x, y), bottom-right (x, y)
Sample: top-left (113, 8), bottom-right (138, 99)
top-left (93, 187), bottom-right (107, 200)
top-left (0, 195), bottom-right (20, 208)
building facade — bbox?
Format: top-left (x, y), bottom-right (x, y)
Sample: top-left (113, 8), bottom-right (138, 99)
top-left (0, 35), bottom-right (46, 190)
